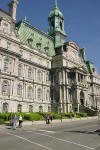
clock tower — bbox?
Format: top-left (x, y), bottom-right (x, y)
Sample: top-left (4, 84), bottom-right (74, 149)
top-left (48, 0), bottom-right (66, 48)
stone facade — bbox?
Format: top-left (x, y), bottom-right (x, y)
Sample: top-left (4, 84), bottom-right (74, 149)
top-left (0, 0), bottom-right (100, 113)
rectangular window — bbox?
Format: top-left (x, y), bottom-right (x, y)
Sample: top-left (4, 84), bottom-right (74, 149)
top-left (7, 42), bottom-right (11, 50)
top-left (3, 23), bottom-right (8, 33)
top-left (20, 50), bottom-right (23, 56)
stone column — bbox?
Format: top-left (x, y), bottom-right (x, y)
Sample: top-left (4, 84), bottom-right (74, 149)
top-left (34, 68), bottom-right (36, 82)
top-left (65, 71), bottom-right (68, 84)
top-left (59, 72), bottom-right (61, 84)
top-left (64, 86), bottom-right (67, 112)
top-left (66, 88), bottom-right (69, 112)
top-left (76, 72), bottom-right (78, 82)
top-left (76, 89), bottom-right (80, 113)
top-left (60, 86), bottom-right (63, 112)
top-left (63, 70), bottom-right (65, 84)
top-left (34, 85), bottom-right (36, 100)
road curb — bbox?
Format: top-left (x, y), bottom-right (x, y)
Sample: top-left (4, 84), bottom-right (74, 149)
top-left (23, 116), bottom-right (98, 126)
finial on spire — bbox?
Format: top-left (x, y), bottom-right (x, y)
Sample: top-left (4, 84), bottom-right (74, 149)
top-left (54, 0), bottom-right (58, 8)
top-left (24, 16), bottom-right (27, 21)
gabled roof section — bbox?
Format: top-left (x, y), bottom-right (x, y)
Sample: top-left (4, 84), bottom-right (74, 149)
top-left (16, 20), bottom-right (55, 56)
top-left (68, 41), bottom-right (80, 51)
top-left (0, 8), bottom-right (11, 22)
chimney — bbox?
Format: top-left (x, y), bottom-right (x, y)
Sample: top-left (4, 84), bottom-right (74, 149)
top-left (8, 0), bottom-right (18, 22)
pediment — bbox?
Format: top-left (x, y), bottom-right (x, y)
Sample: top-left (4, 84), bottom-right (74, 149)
top-left (72, 65), bottom-right (88, 73)
top-left (68, 41), bottom-right (80, 51)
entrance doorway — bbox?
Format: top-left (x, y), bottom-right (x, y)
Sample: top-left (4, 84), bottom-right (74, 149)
top-left (80, 91), bottom-right (85, 105)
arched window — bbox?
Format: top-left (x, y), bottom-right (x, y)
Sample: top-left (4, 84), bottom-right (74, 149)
top-left (28, 68), bottom-right (32, 79)
top-left (37, 88), bottom-right (42, 100)
top-left (60, 21), bottom-right (62, 30)
top-left (46, 90), bottom-right (50, 101)
top-left (18, 64), bottom-right (22, 76)
top-left (2, 80), bottom-right (9, 95)
top-left (46, 72), bottom-right (49, 83)
top-left (39, 106), bottom-right (43, 112)
top-left (17, 104), bottom-right (22, 112)
top-left (3, 103), bottom-right (8, 112)
top-left (28, 87), bottom-right (32, 98)
top-left (4, 58), bottom-right (9, 72)
top-left (17, 84), bottom-right (22, 96)
top-left (37, 70), bottom-right (41, 81)
top-left (29, 105), bottom-right (33, 112)
top-left (48, 106), bottom-right (51, 112)
top-left (51, 21), bottom-right (54, 31)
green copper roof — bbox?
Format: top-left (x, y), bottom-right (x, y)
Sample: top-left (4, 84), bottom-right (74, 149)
top-left (86, 61), bottom-right (96, 74)
top-left (49, 0), bottom-right (64, 18)
top-left (49, 8), bottom-right (64, 18)
top-left (16, 20), bottom-right (55, 57)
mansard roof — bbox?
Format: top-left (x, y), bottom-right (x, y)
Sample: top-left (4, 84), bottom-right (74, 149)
top-left (16, 19), bottom-right (55, 57)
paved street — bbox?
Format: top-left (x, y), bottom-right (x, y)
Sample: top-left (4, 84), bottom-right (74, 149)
top-left (0, 118), bottom-right (100, 150)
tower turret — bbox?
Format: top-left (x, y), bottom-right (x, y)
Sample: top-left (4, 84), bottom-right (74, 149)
top-left (48, 0), bottom-right (66, 48)
top-left (8, 0), bottom-right (18, 22)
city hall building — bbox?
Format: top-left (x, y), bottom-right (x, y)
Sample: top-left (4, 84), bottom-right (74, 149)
top-left (0, 0), bottom-right (100, 113)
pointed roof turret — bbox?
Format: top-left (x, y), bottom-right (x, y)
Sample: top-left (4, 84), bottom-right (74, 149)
top-left (49, 0), bottom-right (64, 18)
top-left (54, 0), bottom-right (58, 8)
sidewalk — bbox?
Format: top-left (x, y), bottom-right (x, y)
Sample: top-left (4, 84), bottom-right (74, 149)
top-left (22, 116), bottom-right (98, 126)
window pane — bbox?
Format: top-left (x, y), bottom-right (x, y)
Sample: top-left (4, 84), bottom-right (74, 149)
top-left (3, 103), bottom-right (8, 112)
top-left (29, 105), bottom-right (33, 112)
top-left (4, 59), bottom-right (9, 72)
top-left (3, 23), bottom-right (8, 33)
top-left (18, 65), bottom-right (22, 76)
top-left (2, 81), bottom-right (8, 94)
top-left (17, 85), bottom-right (22, 96)
top-left (37, 88), bottom-right (41, 100)
top-left (28, 87), bottom-right (32, 98)
top-left (17, 104), bottom-right (22, 112)
top-left (39, 106), bottom-right (43, 112)
top-left (28, 69), bottom-right (32, 78)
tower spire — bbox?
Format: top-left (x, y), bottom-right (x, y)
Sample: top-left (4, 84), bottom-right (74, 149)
top-left (54, 0), bottom-right (58, 8)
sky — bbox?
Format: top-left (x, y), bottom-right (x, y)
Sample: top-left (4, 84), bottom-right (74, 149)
top-left (0, 0), bottom-right (100, 74)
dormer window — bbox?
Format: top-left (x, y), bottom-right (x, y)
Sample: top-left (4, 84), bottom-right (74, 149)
top-left (28, 38), bottom-right (33, 48)
top-left (93, 68), bottom-right (95, 73)
top-left (7, 42), bottom-right (11, 50)
top-left (44, 46), bottom-right (49, 54)
top-left (19, 50), bottom-right (23, 56)
top-left (36, 43), bottom-right (41, 50)
top-left (3, 23), bottom-right (8, 33)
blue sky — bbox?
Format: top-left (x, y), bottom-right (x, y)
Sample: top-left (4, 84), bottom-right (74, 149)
top-left (1, 0), bottom-right (100, 74)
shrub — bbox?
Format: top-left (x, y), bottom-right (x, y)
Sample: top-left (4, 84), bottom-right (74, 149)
top-left (24, 113), bottom-right (43, 121)
top-left (79, 113), bottom-right (87, 117)
top-left (65, 113), bottom-right (72, 118)
top-left (0, 119), bottom-right (4, 124)
top-left (0, 113), bottom-right (10, 121)
top-left (74, 106), bottom-right (78, 112)
top-left (38, 112), bottom-right (61, 120)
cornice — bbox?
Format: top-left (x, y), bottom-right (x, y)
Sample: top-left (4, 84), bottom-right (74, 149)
top-left (20, 44), bottom-right (52, 61)
top-left (0, 33), bottom-right (20, 45)
top-left (20, 57), bottom-right (51, 71)
top-left (0, 46), bottom-right (21, 57)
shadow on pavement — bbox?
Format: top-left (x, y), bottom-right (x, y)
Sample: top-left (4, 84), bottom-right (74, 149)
top-left (65, 129), bottom-right (100, 136)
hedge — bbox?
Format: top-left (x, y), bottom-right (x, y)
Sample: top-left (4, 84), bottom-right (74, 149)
top-left (0, 112), bottom-right (88, 122)
top-left (0, 119), bottom-right (4, 124)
